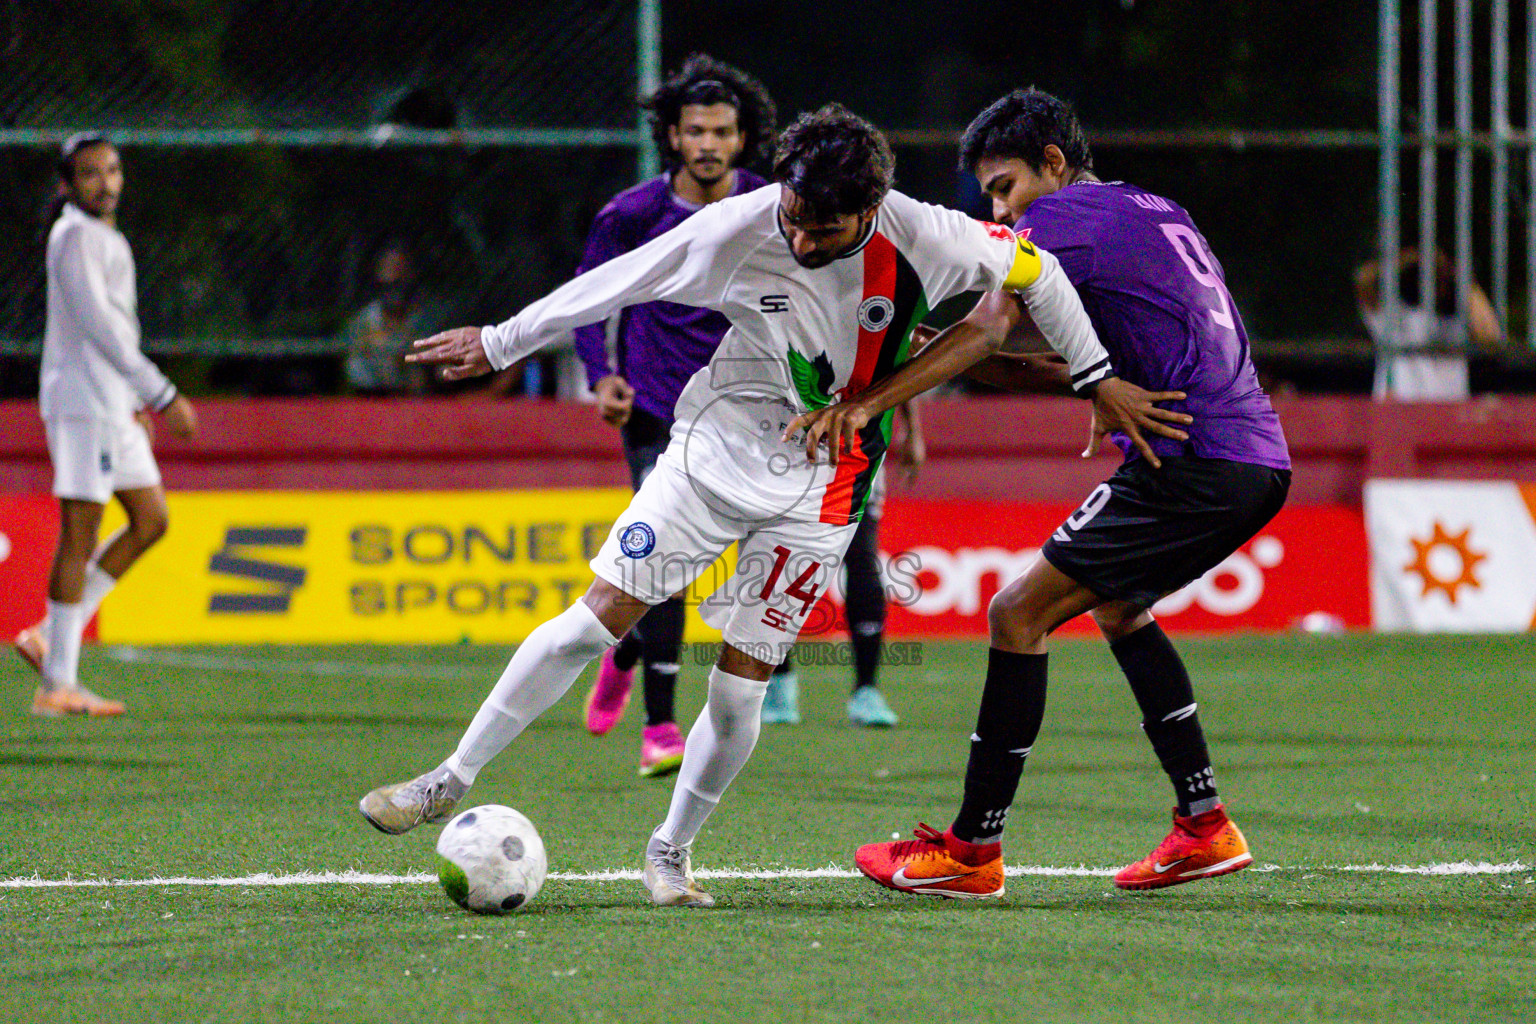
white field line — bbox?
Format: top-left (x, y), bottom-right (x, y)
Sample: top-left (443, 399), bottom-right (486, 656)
top-left (102, 646), bottom-right (490, 680)
top-left (1, 861), bottom-right (1528, 890)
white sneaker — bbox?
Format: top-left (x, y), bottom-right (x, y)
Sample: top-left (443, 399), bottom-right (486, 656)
top-left (358, 765), bottom-right (468, 835)
top-left (641, 829), bottom-right (715, 907)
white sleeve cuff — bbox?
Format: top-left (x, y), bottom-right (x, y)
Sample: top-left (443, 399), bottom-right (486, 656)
top-left (480, 322), bottom-right (513, 371)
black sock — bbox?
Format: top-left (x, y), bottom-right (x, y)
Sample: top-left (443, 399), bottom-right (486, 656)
top-left (773, 649), bottom-right (795, 676)
top-left (843, 513), bottom-right (885, 692)
top-left (850, 625), bottom-right (882, 692)
top-left (1110, 621), bottom-right (1218, 816)
top-left (951, 649), bottom-right (1048, 844)
top-left (640, 598), bottom-right (685, 726)
top-left (611, 632), bottom-right (642, 673)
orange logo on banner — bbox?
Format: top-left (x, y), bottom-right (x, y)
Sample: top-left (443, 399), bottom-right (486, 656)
top-left (1404, 521), bottom-right (1487, 604)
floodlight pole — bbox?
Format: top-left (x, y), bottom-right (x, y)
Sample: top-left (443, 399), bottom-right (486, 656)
top-left (1529, 0), bottom-right (1536, 348)
top-left (637, 0), bottom-right (662, 181)
top-left (1454, 0), bottom-right (1473, 348)
top-left (1380, 0), bottom-right (1402, 345)
top-left (1491, 0), bottom-right (1510, 333)
top-left (1419, 0), bottom-right (1437, 335)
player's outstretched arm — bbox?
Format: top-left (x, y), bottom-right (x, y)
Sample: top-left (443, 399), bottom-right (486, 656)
top-left (911, 304), bottom-right (1071, 395)
top-left (407, 326), bottom-right (493, 381)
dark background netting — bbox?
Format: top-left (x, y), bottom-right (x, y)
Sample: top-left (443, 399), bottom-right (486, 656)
top-left (1, 0), bottom-right (1532, 396)
top-left (0, 1), bottom-right (636, 130)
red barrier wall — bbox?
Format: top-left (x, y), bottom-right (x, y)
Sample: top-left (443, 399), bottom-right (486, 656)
top-left (3, 396), bottom-right (1535, 503)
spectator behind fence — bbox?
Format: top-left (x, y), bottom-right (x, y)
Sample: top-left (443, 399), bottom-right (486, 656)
top-left (1355, 247), bottom-right (1502, 401)
top-left (342, 241), bottom-right (442, 396)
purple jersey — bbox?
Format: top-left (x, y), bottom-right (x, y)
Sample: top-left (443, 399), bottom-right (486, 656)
top-left (573, 170), bottom-right (767, 420)
top-left (1015, 181), bottom-right (1290, 470)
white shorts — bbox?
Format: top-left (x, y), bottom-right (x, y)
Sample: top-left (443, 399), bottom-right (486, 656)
top-left (590, 450), bottom-right (858, 666)
top-left (44, 416), bottom-right (161, 504)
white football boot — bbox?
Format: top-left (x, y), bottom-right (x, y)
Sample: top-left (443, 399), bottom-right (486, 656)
top-left (641, 829), bottom-right (715, 908)
top-left (358, 765), bottom-right (468, 835)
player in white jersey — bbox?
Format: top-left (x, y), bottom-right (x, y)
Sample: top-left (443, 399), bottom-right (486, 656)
top-left (358, 105), bottom-right (1186, 906)
top-left (13, 134), bottom-right (198, 718)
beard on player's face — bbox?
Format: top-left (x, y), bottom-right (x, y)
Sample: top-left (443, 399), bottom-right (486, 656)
top-left (67, 146), bottom-right (123, 218)
top-left (670, 103), bottom-right (744, 191)
top-left (683, 154), bottom-right (730, 188)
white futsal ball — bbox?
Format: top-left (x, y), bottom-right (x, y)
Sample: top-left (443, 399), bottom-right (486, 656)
top-left (435, 805), bottom-right (548, 914)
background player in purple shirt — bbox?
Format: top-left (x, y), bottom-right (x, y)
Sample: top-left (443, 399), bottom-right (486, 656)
top-left (796, 88), bottom-right (1291, 898)
top-left (574, 55), bottom-right (775, 778)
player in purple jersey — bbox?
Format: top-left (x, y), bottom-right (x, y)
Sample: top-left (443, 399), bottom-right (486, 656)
top-left (573, 55), bottom-right (776, 778)
top-left (793, 88), bottom-right (1291, 898)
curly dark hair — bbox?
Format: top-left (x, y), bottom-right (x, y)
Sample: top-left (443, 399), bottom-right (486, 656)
top-left (643, 53), bottom-right (777, 172)
top-left (959, 87), bottom-right (1093, 175)
top-left (771, 104), bottom-right (895, 221)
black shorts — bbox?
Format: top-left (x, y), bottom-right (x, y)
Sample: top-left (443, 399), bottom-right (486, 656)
top-left (1041, 456), bottom-right (1291, 609)
top-left (619, 407), bottom-right (673, 492)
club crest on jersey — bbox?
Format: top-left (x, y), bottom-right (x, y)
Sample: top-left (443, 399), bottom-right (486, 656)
top-left (617, 522), bottom-right (656, 558)
top-left (982, 221), bottom-right (1017, 242)
top-left (857, 295), bottom-right (896, 332)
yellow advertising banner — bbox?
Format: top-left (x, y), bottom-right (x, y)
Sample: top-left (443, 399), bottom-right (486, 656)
top-left (97, 490), bottom-right (728, 644)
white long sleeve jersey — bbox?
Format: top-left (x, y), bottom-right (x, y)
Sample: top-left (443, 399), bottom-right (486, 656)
top-left (482, 184), bottom-right (1111, 524)
top-left (41, 203), bottom-right (176, 422)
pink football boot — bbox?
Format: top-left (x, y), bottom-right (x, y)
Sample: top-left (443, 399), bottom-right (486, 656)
top-left (584, 647), bottom-right (634, 736)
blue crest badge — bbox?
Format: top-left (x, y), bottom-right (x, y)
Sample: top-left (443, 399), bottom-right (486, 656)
top-left (618, 522), bottom-right (656, 558)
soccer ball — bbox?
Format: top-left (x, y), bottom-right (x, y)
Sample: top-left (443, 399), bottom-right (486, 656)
top-left (435, 805), bottom-right (548, 914)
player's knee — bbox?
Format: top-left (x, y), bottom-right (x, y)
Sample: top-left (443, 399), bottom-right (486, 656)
top-left (987, 588), bottom-right (1041, 643)
top-left (549, 601), bottom-right (620, 660)
top-left (706, 666), bottom-right (767, 734)
top-left (1090, 603), bottom-right (1149, 640)
top-left (132, 508), bottom-right (169, 547)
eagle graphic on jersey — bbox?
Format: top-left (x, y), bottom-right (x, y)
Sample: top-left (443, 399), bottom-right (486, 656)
top-left (787, 347), bottom-right (836, 410)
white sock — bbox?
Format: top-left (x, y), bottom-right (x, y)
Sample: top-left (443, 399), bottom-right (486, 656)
top-left (656, 666), bottom-right (769, 848)
top-left (443, 601), bottom-right (618, 784)
top-left (42, 599), bottom-right (86, 690)
top-left (78, 563), bottom-right (119, 620)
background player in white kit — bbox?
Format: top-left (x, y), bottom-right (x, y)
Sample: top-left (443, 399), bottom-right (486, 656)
top-left (359, 106), bottom-right (1183, 907)
top-left (12, 134), bottom-right (198, 717)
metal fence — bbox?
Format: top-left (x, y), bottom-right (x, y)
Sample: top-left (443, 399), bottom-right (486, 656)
top-left (1377, 0), bottom-right (1536, 351)
top-left (0, 0), bottom-right (657, 392)
top-left (3, 1), bottom-right (1534, 398)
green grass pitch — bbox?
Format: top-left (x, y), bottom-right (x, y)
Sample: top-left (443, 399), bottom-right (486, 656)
top-left (2, 635), bottom-right (1532, 1023)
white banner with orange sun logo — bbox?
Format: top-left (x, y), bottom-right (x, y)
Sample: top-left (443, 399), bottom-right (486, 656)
top-left (1364, 479), bottom-right (1536, 632)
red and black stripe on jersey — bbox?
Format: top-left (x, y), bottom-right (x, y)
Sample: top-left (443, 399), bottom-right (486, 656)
top-left (818, 233), bottom-right (929, 526)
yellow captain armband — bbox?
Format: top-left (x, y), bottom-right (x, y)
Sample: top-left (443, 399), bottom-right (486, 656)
top-left (1001, 236), bottom-right (1043, 291)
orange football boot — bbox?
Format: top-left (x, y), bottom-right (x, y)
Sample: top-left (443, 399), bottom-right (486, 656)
top-left (856, 823), bottom-right (1004, 899)
top-left (31, 685), bottom-right (127, 718)
top-left (1114, 804), bottom-right (1252, 890)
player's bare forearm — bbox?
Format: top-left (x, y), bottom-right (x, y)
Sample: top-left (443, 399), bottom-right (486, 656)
top-left (783, 320), bottom-right (996, 465)
top-left (858, 315), bottom-right (1010, 417)
top-left (963, 351), bottom-right (1073, 395)
top-left (785, 299), bottom-right (1014, 464)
